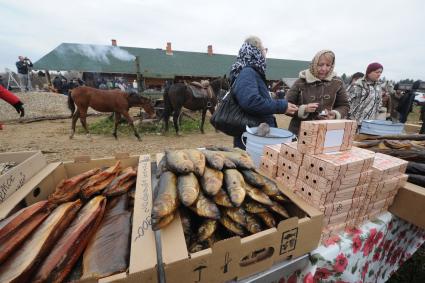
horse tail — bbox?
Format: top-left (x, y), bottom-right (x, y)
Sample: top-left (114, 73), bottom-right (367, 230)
top-left (67, 90), bottom-right (76, 116)
top-left (163, 84), bottom-right (172, 116)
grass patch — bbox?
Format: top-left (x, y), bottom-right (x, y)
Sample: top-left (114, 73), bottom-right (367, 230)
top-left (407, 105), bottom-right (422, 124)
top-left (76, 112), bottom-right (214, 136)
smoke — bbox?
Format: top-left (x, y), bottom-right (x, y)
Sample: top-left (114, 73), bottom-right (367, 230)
top-left (56, 44), bottom-right (135, 64)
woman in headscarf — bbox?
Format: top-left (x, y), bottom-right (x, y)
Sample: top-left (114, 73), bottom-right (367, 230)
top-left (348, 62), bottom-right (384, 124)
top-left (285, 50), bottom-right (349, 135)
top-left (229, 36), bottom-right (298, 149)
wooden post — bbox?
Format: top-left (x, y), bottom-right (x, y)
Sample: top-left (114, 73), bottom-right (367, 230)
top-left (135, 56), bottom-right (144, 94)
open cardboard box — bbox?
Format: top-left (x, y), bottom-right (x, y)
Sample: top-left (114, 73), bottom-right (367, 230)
top-left (0, 151), bottom-right (47, 207)
top-left (157, 167), bottom-right (323, 283)
top-left (389, 182), bottom-right (425, 230)
top-left (0, 153), bottom-right (157, 283)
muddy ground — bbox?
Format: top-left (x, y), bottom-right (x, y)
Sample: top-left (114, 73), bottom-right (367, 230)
top-left (0, 115), bottom-right (291, 162)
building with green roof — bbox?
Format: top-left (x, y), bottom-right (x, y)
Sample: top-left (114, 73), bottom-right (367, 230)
top-left (34, 42), bottom-right (309, 88)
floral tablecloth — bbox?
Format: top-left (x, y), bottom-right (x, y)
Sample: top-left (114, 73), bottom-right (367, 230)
top-left (278, 212), bottom-right (425, 283)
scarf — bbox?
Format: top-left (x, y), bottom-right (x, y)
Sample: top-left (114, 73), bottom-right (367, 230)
top-left (230, 42), bottom-right (266, 82)
top-left (299, 50), bottom-right (336, 83)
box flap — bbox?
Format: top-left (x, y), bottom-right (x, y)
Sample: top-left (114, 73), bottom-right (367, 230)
top-left (0, 162), bottom-right (61, 220)
top-left (129, 154), bottom-right (158, 273)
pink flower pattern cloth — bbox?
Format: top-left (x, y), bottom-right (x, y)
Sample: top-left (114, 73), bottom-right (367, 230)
top-left (277, 212), bottom-right (425, 283)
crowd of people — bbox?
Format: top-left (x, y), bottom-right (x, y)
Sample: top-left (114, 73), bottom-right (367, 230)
top-left (228, 36), bottom-right (424, 149)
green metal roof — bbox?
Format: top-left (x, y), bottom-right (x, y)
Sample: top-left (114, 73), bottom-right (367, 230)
top-left (34, 43), bottom-right (309, 80)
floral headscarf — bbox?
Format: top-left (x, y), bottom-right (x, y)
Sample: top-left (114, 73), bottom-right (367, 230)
top-left (230, 42), bottom-right (266, 82)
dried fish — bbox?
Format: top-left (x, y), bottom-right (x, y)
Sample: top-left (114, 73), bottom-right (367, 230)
top-left (198, 219), bottom-right (218, 242)
top-left (152, 212), bottom-right (176, 231)
top-left (165, 150), bottom-right (194, 174)
top-left (262, 175), bottom-right (280, 197)
top-left (224, 169), bottom-right (246, 207)
top-left (0, 200), bottom-right (82, 283)
top-left (185, 149), bottom-right (206, 176)
top-left (245, 183), bottom-right (273, 206)
top-left (243, 199), bottom-right (268, 214)
top-left (152, 171), bottom-right (179, 219)
top-left (48, 168), bottom-right (101, 204)
top-left (223, 207), bottom-right (247, 227)
top-left (213, 188), bottom-right (234, 208)
top-left (201, 166), bottom-right (223, 196)
top-left (271, 193), bottom-right (291, 204)
top-left (269, 201), bottom-right (290, 218)
top-left (34, 196), bottom-right (107, 283)
top-left (215, 151), bottom-right (255, 170)
top-left (190, 191), bottom-right (221, 219)
top-left (201, 150), bottom-right (225, 170)
top-left (103, 166), bottom-right (137, 197)
top-left (257, 212), bottom-right (276, 228)
top-left (177, 172), bottom-right (200, 207)
top-left (245, 214), bottom-right (263, 234)
top-left (82, 208), bottom-right (131, 280)
top-left (156, 155), bottom-right (169, 178)
top-left (219, 216), bottom-right (245, 236)
top-left (0, 201), bottom-right (51, 264)
top-left (81, 161), bottom-right (121, 199)
top-left (240, 169), bottom-right (265, 187)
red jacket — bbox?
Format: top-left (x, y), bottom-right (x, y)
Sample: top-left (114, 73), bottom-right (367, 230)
top-left (0, 85), bottom-right (20, 106)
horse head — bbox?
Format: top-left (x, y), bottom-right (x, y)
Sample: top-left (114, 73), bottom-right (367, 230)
top-left (128, 92), bottom-right (156, 119)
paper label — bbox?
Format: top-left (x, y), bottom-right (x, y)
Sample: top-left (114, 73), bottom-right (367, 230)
top-left (324, 129), bottom-right (344, 148)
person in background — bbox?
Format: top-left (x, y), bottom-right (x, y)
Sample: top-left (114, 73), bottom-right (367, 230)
top-left (398, 80), bottom-right (421, 123)
top-left (389, 83), bottom-right (405, 122)
top-left (348, 62), bottom-right (384, 125)
top-left (0, 84), bottom-right (25, 117)
top-left (346, 72), bottom-right (364, 92)
top-left (285, 50), bottom-right (349, 135)
top-left (229, 36), bottom-right (298, 149)
top-left (16, 56), bottom-right (33, 92)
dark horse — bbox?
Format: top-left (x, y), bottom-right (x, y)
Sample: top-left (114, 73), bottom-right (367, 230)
top-left (163, 76), bottom-right (229, 135)
top-left (68, 86), bottom-right (156, 140)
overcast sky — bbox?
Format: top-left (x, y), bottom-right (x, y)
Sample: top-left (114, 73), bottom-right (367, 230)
top-left (1, 0), bottom-right (424, 81)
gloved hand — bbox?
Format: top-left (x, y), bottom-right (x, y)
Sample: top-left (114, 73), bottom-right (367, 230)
top-left (13, 101), bottom-right (25, 117)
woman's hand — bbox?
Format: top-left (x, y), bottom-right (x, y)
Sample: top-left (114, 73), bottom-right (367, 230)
top-left (285, 103), bottom-right (298, 115)
top-left (305, 103), bottom-right (319, 113)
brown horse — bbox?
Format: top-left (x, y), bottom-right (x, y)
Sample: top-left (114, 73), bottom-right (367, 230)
top-left (163, 76), bottom-right (229, 135)
top-left (68, 86), bottom-right (156, 140)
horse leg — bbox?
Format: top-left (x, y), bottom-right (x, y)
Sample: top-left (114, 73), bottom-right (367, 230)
top-left (69, 109), bottom-right (80, 139)
top-left (122, 111), bottom-right (141, 141)
top-left (113, 112), bottom-right (121, 139)
top-left (200, 108), bottom-right (207, 134)
top-left (79, 109), bottom-right (91, 138)
top-left (162, 108), bottom-right (170, 133)
top-left (173, 109), bottom-right (181, 136)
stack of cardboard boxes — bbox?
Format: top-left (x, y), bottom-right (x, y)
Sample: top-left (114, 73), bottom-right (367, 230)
top-left (259, 120), bottom-right (408, 239)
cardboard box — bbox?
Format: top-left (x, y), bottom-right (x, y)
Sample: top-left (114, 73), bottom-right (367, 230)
top-left (275, 174), bottom-right (297, 191)
top-left (279, 142), bottom-right (303, 165)
top-left (295, 179), bottom-right (368, 205)
top-left (0, 151), bottom-right (47, 206)
top-left (158, 169), bottom-right (323, 283)
top-left (260, 156), bottom-right (278, 178)
top-left (263, 144), bottom-right (281, 164)
top-left (277, 155), bottom-right (300, 178)
top-left (367, 174), bottom-right (408, 196)
top-left (301, 147), bottom-right (375, 181)
top-left (298, 167), bottom-right (372, 192)
top-left (370, 153), bottom-right (408, 182)
top-left (297, 120), bottom-right (357, 155)
top-left (389, 182), bottom-right (425, 229)
top-left (0, 154), bottom-right (157, 283)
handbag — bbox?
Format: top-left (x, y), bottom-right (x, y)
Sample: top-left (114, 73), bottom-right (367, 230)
top-left (210, 88), bottom-right (262, 137)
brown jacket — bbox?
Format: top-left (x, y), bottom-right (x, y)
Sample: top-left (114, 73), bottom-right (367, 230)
top-left (286, 71), bottom-right (349, 135)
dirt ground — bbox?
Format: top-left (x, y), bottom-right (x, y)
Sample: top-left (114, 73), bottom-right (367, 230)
top-left (0, 115), bottom-right (291, 162)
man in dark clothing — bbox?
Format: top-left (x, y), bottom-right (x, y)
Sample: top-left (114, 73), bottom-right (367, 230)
top-left (16, 56), bottom-right (33, 92)
top-left (398, 80), bottom-right (421, 123)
